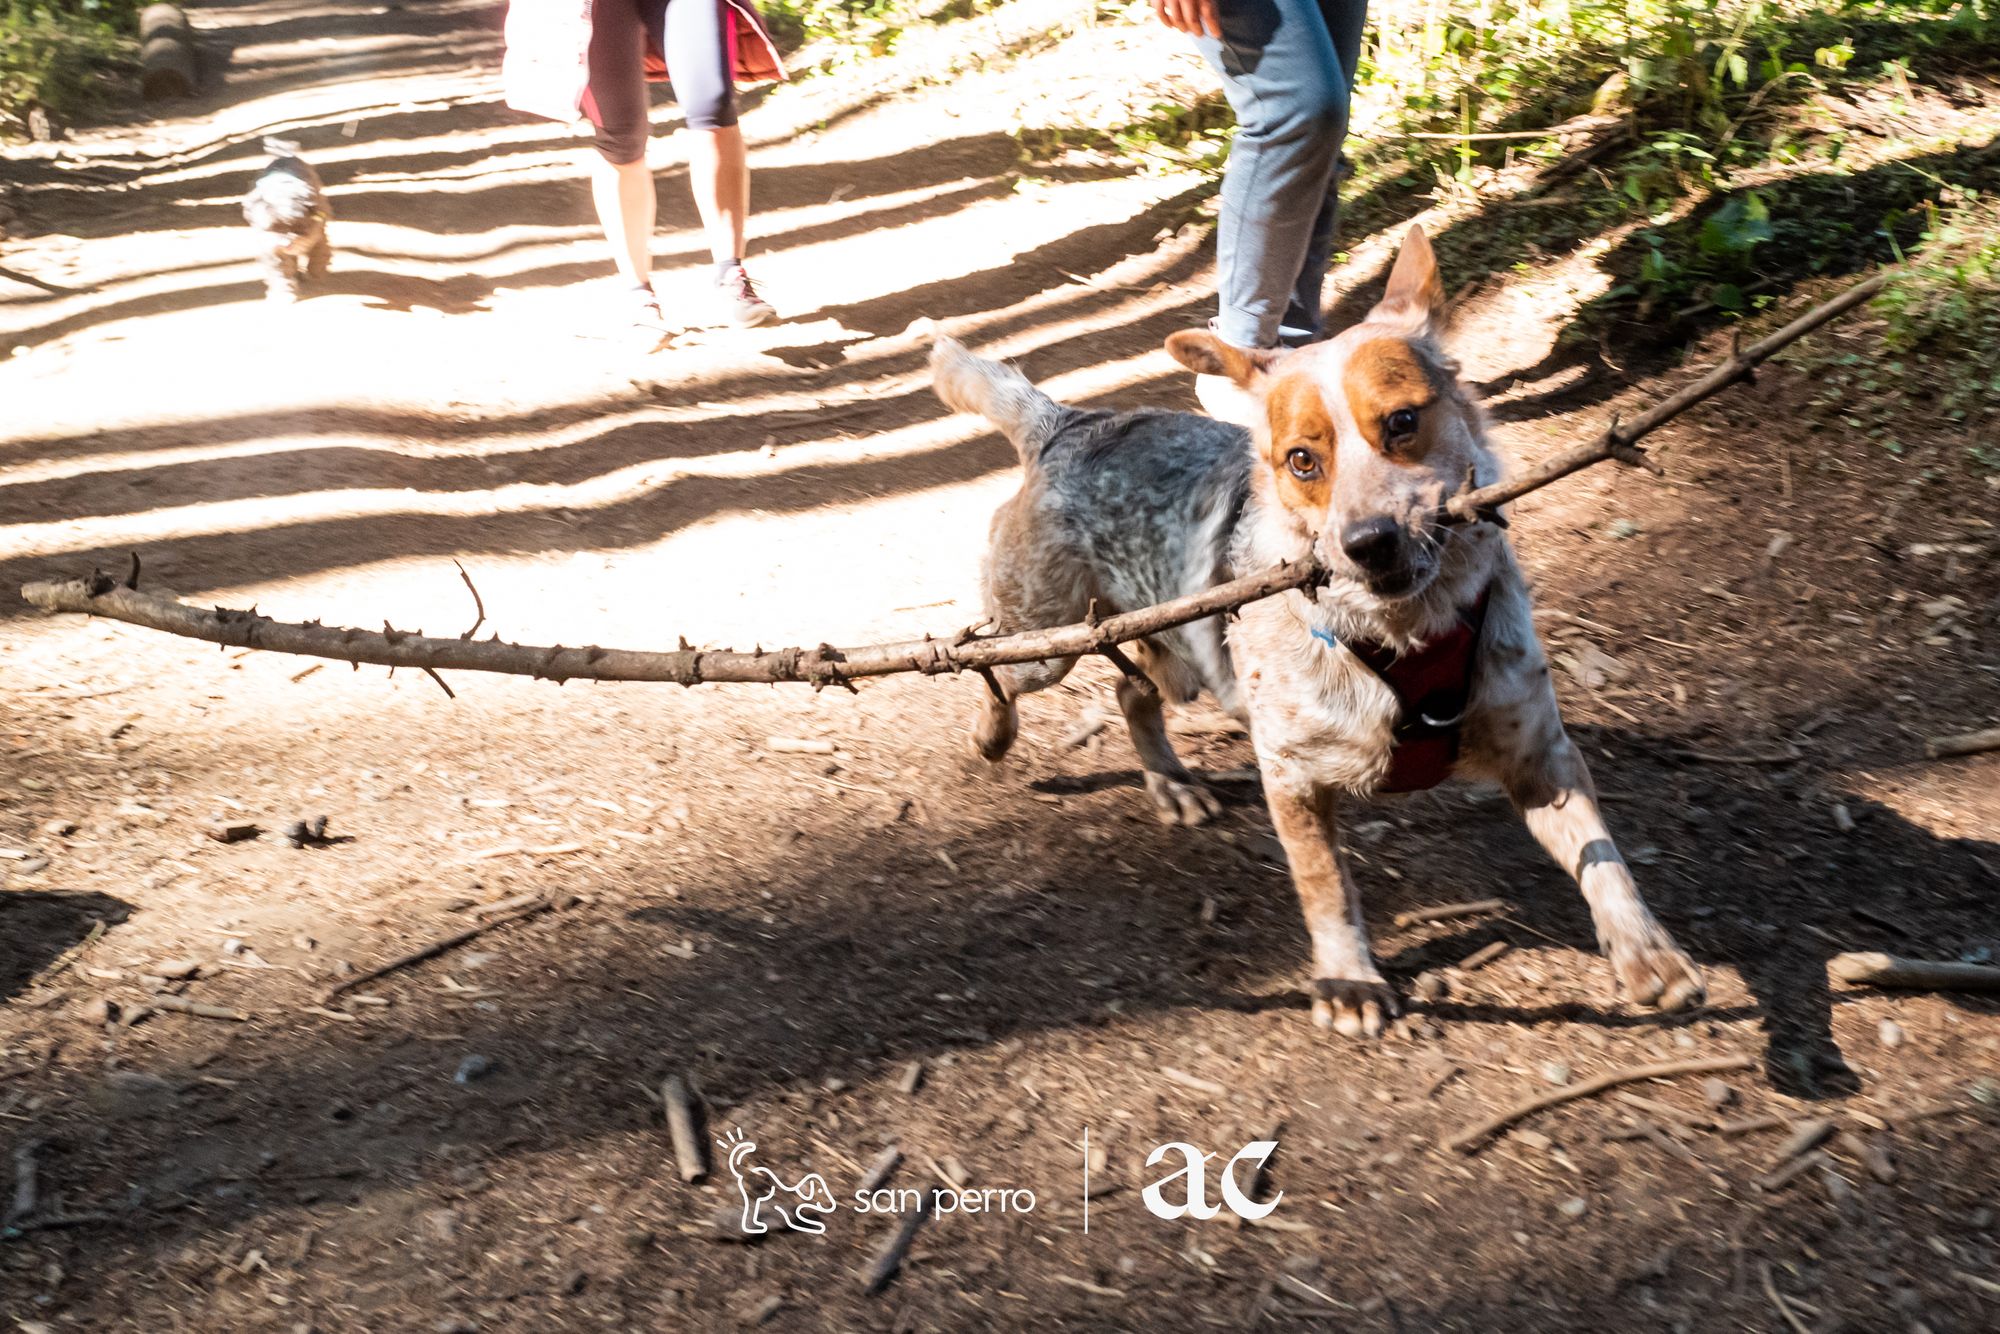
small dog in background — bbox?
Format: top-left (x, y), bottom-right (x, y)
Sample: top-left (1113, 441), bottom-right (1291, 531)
top-left (242, 137), bottom-right (331, 303)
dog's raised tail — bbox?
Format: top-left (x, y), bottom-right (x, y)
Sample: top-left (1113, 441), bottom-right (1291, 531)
top-left (928, 333), bottom-right (1065, 465)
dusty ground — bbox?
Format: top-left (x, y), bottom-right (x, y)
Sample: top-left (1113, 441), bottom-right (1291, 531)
top-left (2, 0), bottom-right (1998, 1330)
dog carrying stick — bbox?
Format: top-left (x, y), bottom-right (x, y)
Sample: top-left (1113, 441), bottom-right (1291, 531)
top-left (22, 272), bottom-right (1888, 688)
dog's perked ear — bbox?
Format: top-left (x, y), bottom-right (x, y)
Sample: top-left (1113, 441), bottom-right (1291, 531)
top-left (1165, 330), bottom-right (1282, 389)
top-left (1368, 225), bottom-right (1447, 335)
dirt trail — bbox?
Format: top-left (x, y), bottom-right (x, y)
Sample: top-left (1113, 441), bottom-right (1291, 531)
top-left (2, 1), bottom-right (1997, 1330)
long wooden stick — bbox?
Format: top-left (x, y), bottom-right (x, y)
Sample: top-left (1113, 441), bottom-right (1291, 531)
top-left (20, 272), bottom-right (1888, 689)
top-left (321, 895), bottom-right (567, 1002)
top-left (1443, 1054), bottom-right (1755, 1153)
top-left (1439, 270), bottom-right (1889, 525)
top-left (23, 559), bottom-right (1324, 690)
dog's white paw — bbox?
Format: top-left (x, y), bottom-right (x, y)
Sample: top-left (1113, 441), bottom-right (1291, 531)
top-left (1606, 928), bottom-right (1705, 1012)
top-left (1310, 976), bottom-right (1399, 1038)
top-left (1143, 773), bottom-right (1220, 826)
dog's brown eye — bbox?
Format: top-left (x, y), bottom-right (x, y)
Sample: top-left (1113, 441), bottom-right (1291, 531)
top-left (1285, 448), bottom-right (1321, 480)
top-left (1385, 407), bottom-right (1420, 439)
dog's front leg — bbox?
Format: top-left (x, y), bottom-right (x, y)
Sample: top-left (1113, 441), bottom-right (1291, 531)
top-left (1265, 783), bottom-right (1396, 1037)
top-left (1501, 733), bottom-right (1705, 1012)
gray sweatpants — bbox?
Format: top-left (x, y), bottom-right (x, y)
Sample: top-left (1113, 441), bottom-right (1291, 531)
top-left (1195, 0), bottom-right (1367, 349)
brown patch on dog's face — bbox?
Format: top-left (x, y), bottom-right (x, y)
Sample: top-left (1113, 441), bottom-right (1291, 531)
top-left (1343, 337), bottom-right (1441, 459)
top-left (1262, 372), bottom-right (1335, 517)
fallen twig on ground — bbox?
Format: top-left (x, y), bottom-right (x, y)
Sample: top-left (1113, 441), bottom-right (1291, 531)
top-left (662, 1076), bottom-right (707, 1183)
top-left (1766, 1118), bottom-right (1837, 1170)
top-left (0, 265), bottom-right (87, 296)
top-left (148, 995), bottom-right (250, 1022)
top-left (1393, 899), bottom-right (1505, 930)
top-left (1444, 1054), bottom-right (1756, 1153)
top-left (857, 1146), bottom-right (902, 1194)
top-left (861, 1196), bottom-right (931, 1295)
top-left (0, 1212), bottom-right (117, 1238)
top-left (1669, 745), bottom-right (1804, 766)
top-left (7, 1142), bottom-right (38, 1224)
top-left (1828, 951), bottom-right (2000, 993)
top-left (1756, 1148), bottom-right (1833, 1194)
top-left (21, 273), bottom-right (1887, 687)
top-left (1161, 1067), bottom-right (1228, 1097)
top-left (322, 895), bottom-right (570, 1003)
top-left (1926, 726), bottom-right (2000, 760)
top-left (1760, 1261), bottom-right (1815, 1334)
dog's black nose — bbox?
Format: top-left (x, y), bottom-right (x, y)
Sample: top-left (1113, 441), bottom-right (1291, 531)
top-left (1340, 516), bottom-right (1403, 570)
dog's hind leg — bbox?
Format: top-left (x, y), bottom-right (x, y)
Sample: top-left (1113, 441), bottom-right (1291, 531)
top-left (1116, 643), bottom-right (1220, 825)
top-left (972, 655), bottom-right (1075, 761)
top-left (307, 229), bottom-right (331, 281)
top-left (971, 503), bottom-right (1087, 761)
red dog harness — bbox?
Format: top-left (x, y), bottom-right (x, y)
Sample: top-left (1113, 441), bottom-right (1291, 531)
top-left (1312, 589), bottom-right (1491, 793)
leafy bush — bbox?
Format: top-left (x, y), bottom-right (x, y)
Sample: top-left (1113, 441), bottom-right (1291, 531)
top-left (1878, 191), bottom-right (2000, 358)
top-left (1017, 92), bottom-right (1234, 178)
top-left (1363, 0), bottom-right (1999, 165)
top-left (1875, 190), bottom-right (2000, 439)
top-left (1352, 0), bottom-right (2000, 322)
top-left (759, 0), bottom-right (997, 63)
top-left (1, 0), bottom-right (139, 133)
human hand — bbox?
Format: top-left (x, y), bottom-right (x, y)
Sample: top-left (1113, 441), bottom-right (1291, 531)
top-left (1152, 0), bottom-right (1220, 39)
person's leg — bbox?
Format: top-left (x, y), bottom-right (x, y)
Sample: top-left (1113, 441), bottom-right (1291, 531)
top-left (661, 0), bottom-right (744, 264)
top-left (1194, 0), bottom-right (1352, 350)
top-left (585, 0), bottom-right (659, 293)
top-left (662, 0), bottom-right (773, 324)
top-left (1278, 0), bottom-right (1368, 342)
top-left (685, 123), bottom-right (748, 266)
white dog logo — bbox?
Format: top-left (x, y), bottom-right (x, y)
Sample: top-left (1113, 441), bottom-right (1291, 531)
top-left (718, 1128), bottom-right (836, 1235)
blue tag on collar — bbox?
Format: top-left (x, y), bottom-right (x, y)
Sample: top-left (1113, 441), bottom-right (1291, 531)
top-left (1310, 626), bottom-right (1338, 650)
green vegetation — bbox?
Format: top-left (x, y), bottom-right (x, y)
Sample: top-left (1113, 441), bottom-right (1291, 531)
top-left (1359, 0), bottom-right (2000, 321)
top-left (759, 0), bottom-right (910, 59)
top-left (1875, 190), bottom-right (2000, 466)
top-left (1, 0), bottom-right (138, 133)
top-left (1016, 91), bottom-right (1234, 176)
top-left (760, 0), bottom-right (1008, 65)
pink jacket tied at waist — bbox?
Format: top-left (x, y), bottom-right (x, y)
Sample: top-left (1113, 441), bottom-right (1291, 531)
top-left (501, 0), bottom-right (785, 125)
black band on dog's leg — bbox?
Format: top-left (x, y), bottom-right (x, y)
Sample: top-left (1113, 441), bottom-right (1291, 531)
top-left (975, 667), bottom-right (1007, 703)
top-left (1575, 838), bottom-right (1622, 880)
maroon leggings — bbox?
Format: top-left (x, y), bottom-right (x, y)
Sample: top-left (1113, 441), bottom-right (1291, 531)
top-left (586, 0), bottom-right (735, 163)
